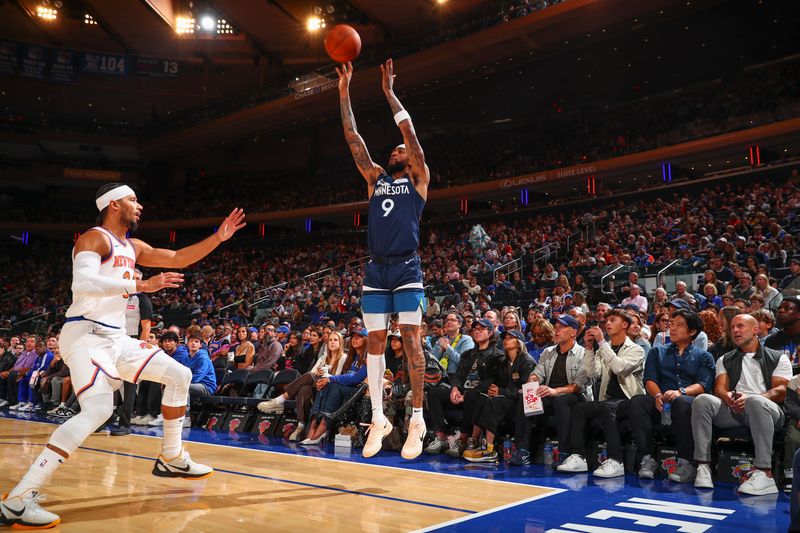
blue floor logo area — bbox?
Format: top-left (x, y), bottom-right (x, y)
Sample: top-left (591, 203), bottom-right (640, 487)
top-left (546, 498), bottom-right (735, 532)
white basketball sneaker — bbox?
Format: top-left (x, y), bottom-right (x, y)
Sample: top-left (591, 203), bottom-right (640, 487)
top-left (0, 490), bottom-right (60, 529)
top-left (401, 418), bottom-right (426, 460)
top-left (362, 418), bottom-right (393, 458)
top-left (152, 449), bottom-right (213, 479)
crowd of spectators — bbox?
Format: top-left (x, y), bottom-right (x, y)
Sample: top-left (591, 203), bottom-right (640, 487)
top-left (3, 56), bottom-right (799, 224)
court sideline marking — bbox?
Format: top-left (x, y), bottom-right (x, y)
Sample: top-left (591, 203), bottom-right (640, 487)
top-left (0, 416), bottom-right (564, 530)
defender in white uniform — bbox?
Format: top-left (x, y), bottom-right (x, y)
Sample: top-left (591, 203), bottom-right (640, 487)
top-left (0, 183), bottom-right (246, 529)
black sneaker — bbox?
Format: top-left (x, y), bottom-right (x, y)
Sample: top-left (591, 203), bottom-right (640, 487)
top-left (509, 448), bottom-right (531, 466)
top-left (110, 425), bottom-right (131, 437)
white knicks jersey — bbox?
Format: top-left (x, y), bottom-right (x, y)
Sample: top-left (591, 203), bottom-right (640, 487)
top-left (65, 226), bottom-right (137, 329)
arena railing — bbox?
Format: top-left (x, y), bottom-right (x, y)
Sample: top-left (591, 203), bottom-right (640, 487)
top-left (493, 258), bottom-right (523, 285)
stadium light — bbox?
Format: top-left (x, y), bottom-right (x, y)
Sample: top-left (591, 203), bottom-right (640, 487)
top-left (84, 13), bottom-right (97, 25)
top-left (176, 15), bottom-right (195, 34)
top-left (200, 14), bottom-right (216, 32)
top-left (306, 16), bottom-right (325, 32)
top-left (37, 5), bottom-right (58, 20)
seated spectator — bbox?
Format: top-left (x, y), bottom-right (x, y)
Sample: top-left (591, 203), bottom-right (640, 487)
top-left (690, 314), bottom-right (790, 493)
top-left (557, 310), bottom-right (645, 477)
top-left (631, 309), bottom-right (715, 480)
top-left (729, 273), bottom-right (756, 301)
top-left (779, 258), bottom-right (800, 297)
top-left (701, 284), bottom-right (723, 310)
top-left (567, 308), bottom-right (588, 345)
top-left (231, 326), bottom-right (256, 369)
top-left (39, 346), bottom-right (69, 407)
top-left (251, 324), bottom-right (283, 372)
top-left (12, 339), bottom-right (54, 411)
top-left (671, 281), bottom-right (696, 307)
top-left (703, 270), bottom-right (727, 297)
top-left (3, 337), bottom-right (37, 407)
top-left (464, 330), bottom-right (534, 462)
top-left (698, 310), bottom-right (723, 353)
top-left (713, 306), bottom-right (744, 360)
top-left (500, 310), bottom-right (523, 334)
top-left (257, 330), bottom-right (348, 441)
top-left (752, 309), bottom-right (778, 342)
top-left (292, 328), bottom-right (322, 374)
top-left (207, 324), bottom-right (231, 369)
top-left (621, 284), bottom-right (648, 313)
top-left (0, 340), bottom-right (15, 409)
top-left (654, 300), bottom-right (709, 352)
top-left (525, 318), bottom-right (554, 363)
top-left (301, 328), bottom-right (368, 445)
top-left (433, 312), bottom-right (474, 377)
top-left (533, 288), bottom-right (551, 311)
top-left (765, 296), bottom-right (800, 362)
top-left (572, 292), bottom-right (590, 315)
top-left (274, 332), bottom-right (303, 371)
top-left (512, 315), bottom-right (590, 465)
top-left (754, 273), bottom-right (782, 311)
top-left (425, 318), bottom-right (500, 456)
top-left (628, 311), bottom-right (652, 354)
top-left (181, 334), bottom-right (216, 401)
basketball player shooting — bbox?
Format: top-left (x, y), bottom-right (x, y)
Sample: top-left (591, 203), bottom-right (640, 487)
top-left (0, 183), bottom-right (245, 529)
top-left (336, 59), bottom-right (430, 459)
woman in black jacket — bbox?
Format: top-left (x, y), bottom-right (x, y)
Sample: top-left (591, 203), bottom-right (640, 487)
top-left (463, 329), bottom-right (535, 463)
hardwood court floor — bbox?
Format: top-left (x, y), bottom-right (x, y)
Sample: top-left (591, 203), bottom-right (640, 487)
top-left (0, 418), bottom-right (556, 532)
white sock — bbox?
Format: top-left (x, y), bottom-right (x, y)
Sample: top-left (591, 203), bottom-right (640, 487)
top-left (274, 395), bottom-right (286, 405)
top-left (411, 407), bottom-right (424, 424)
top-left (161, 416), bottom-right (184, 459)
top-left (367, 353), bottom-right (386, 425)
top-left (9, 447), bottom-right (65, 499)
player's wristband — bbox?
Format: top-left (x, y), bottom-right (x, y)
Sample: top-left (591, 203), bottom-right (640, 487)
top-left (393, 110), bottom-right (411, 125)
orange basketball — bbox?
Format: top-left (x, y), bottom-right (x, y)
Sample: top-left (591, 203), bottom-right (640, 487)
top-left (325, 24), bottom-right (361, 63)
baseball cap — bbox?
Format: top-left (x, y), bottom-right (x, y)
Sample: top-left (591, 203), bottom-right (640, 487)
top-left (276, 325), bottom-right (290, 334)
top-left (387, 330), bottom-right (402, 340)
top-left (248, 327), bottom-right (258, 333)
top-left (500, 330), bottom-right (526, 342)
top-left (352, 328), bottom-right (369, 338)
top-left (667, 299), bottom-right (691, 310)
top-left (782, 296), bottom-right (800, 309)
top-left (556, 315), bottom-right (580, 330)
top-left (471, 318), bottom-right (494, 330)
top-left (564, 293), bottom-right (573, 299)
top-left (790, 258), bottom-right (800, 265)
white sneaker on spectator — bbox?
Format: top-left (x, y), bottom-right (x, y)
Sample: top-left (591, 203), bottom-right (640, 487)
top-left (401, 418), bottom-right (426, 460)
top-left (557, 454), bottom-right (588, 473)
top-left (0, 400), bottom-right (9, 408)
top-left (593, 458), bottom-right (625, 478)
top-left (256, 399), bottom-right (284, 414)
top-left (638, 455), bottom-right (658, 479)
top-left (0, 490), bottom-right (60, 529)
top-left (47, 403), bottom-right (66, 416)
top-left (362, 418), bottom-right (393, 458)
top-left (694, 463), bottom-right (714, 489)
top-left (425, 438), bottom-right (447, 455)
top-left (288, 424), bottom-right (305, 442)
top-left (136, 414), bottom-right (154, 425)
top-left (182, 417), bottom-right (192, 428)
top-left (668, 459), bottom-right (696, 483)
top-left (18, 403), bottom-right (34, 412)
top-left (739, 470), bottom-right (778, 496)
top-left (147, 414), bottom-right (164, 427)
top-left (9, 402), bottom-right (25, 411)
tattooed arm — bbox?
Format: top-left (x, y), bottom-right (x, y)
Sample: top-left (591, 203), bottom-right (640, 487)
top-left (381, 59), bottom-right (430, 198)
top-left (337, 62), bottom-right (383, 193)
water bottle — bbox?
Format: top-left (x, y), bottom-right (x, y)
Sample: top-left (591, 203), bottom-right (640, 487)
top-left (552, 441), bottom-right (560, 463)
top-left (598, 442), bottom-right (608, 464)
top-left (661, 402), bottom-right (672, 426)
top-left (503, 437), bottom-right (512, 462)
top-left (544, 441), bottom-right (553, 466)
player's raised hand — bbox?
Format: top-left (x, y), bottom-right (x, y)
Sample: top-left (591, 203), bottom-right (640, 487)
top-left (380, 59), bottom-right (395, 95)
top-left (217, 208), bottom-right (246, 242)
top-left (139, 272), bottom-right (184, 293)
top-left (336, 62), bottom-right (353, 93)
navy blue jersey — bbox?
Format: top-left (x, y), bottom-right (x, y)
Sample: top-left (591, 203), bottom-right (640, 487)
top-left (368, 174), bottom-right (425, 257)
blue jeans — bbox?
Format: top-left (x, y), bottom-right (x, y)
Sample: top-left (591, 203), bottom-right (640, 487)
top-left (310, 382), bottom-right (358, 421)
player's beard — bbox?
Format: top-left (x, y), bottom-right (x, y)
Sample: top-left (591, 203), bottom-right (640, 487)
top-left (126, 217), bottom-right (138, 233)
top-left (386, 161), bottom-right (405, 175)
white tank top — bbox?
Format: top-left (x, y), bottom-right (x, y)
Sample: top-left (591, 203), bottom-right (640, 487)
top-left (66, 226), bottom-right (137, 329)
